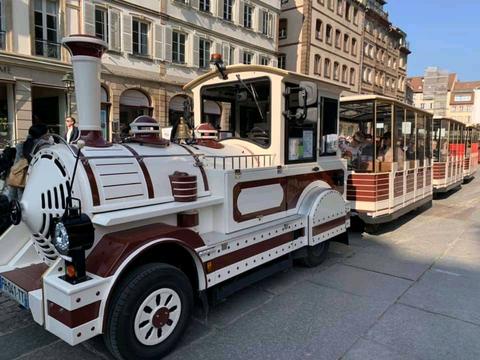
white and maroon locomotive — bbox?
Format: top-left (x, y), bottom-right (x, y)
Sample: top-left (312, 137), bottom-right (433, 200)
top-left (0, 36), bottom-right (350, 359)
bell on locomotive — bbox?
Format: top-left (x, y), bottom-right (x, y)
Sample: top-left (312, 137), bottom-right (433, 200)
top-left (0, 36), bottom-right (350, 360)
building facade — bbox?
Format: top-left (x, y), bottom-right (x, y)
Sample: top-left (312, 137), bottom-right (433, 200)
top-left (359, 0), bottom-right (410, 101)
top-left (408, 69), bottom-right (480, 125)
top-left (0, 0), bottom-right (280, 146)
top-left (279, 0), bottom-right (366, 94)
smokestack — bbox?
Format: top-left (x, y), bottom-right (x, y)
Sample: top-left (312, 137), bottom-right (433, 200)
top-left (62, 35), bottom-right (108, 147)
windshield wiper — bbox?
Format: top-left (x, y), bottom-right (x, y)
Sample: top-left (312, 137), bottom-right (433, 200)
top-left (236, 75), bottom-right (264, 120)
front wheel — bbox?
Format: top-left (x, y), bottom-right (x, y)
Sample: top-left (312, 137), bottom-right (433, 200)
top-left (104, 263), bottom-right (193, 360)
top-left (299, 241), bottom-right (330, 267)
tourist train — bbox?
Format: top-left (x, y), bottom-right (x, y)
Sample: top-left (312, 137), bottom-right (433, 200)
top-left (0, 36), bottom-right (477, 360)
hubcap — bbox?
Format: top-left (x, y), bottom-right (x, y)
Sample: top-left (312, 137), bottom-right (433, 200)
top-left (134, 288), bottom-right (182, 346)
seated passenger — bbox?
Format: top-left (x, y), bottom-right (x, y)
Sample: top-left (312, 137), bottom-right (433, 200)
top-left (340, 131), bottom-right (372, 170)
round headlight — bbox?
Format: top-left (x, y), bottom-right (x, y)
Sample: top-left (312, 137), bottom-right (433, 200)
top-left (53, 222), bottom-right (70, 254)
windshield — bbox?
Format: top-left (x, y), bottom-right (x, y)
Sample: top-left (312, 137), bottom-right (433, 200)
top-left (200, 77), bottom-right (271, 147)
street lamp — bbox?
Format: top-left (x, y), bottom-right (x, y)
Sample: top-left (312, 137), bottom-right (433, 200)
top-left (62, 72), bottom-right (75, 117)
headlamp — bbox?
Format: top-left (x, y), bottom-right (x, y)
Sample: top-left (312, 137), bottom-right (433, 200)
top-left (53, 222), bottom-right (70, 255)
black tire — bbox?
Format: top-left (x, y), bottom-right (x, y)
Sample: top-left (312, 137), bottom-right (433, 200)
top-left (300, 241), bottom-right (330, 267)
top-left (104, 263), bottom-right (193, 360)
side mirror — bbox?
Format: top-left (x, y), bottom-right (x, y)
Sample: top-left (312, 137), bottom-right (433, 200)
top-left (299, 81), bottom-right (318, 107)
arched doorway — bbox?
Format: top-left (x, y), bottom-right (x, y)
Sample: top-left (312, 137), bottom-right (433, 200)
top-left (120, 89), bottom-right (152, 137)
top-left (168, 95), bottom-right (192, 126)
top-left (100, 86), bottom-right (111, 140)
top-left (202, 100), bottom-right (222, 128)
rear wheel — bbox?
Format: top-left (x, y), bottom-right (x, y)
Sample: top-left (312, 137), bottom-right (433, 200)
top-left (300, 241), bottom-right (330, 267)
top-left (104, 263), bottom-right (193, 360)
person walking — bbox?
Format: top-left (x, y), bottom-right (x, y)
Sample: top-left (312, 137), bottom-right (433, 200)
top-left (64, 116), bottom-right (80, 143)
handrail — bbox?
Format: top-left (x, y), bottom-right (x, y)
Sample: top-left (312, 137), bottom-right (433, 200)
top-left (203, 154), bottom-right (275, 170)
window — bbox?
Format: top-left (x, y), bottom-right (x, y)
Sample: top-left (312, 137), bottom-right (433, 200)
top-left (229, 46), bottom-right (235, 65)
top-left (199, 38), bottom-right (211, 68)
top-left (345, 2), bottom-right (351, 21)
top-left (132, 19), bottom-right (149, 55)
top-left (349, 68), bottom-right (355, 85)
top-left (326, 24), bottom-right (332, 44)
top-left (342, 65), bottom-right (348, 83)
top-left (278, 54), bottom-right (286, 69)
top-left (353, 7), bottom-right (358, 24)
top-left (314, 55), bottom-right (321, 75)
top-left (262, 10), bottom-right (269, 35)
top-left (260, 56), bottom-right (269, 66)
top-left (335, 29), bottom-right (341, 48)
top-left (324, 58), bottom-right (331, 78)
top-left (320, 97), bottom-right (339, 156)
top-left (328, 0), bottom-right (334, 10)
top-left (351, 38), bottom-right (357, 56)
top-left (201, 77), bottom-right (272, 147)
top-left (343, 34), bottom-right (349, 52)
top-left (95, 7), bottom-right (108, 42)
top-left (337, 0), bottom-right (343, 15)
top-left (224, 0), bottom-right (233, 21)
top-left (243, 4), bottom-right (253, 28)
top-left (0, 0), bottom-right (4, 49)
top-left (243, 52), bottom-right (253, 64)
top-left (279, 19), bottom-right (287, 39)
top-left (454, 95), bottom-right (472, 102)
top-left (200, 0), bottom-right (210, 12)
top-left (315, 19), bottom-right (323, 40)
top-left (34, 0), bottom-right (59, 58)
top-left (172, 31), bottom-right (186, 64)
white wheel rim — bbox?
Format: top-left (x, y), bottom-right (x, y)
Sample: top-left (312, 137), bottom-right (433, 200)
top-left (134, 288), bottom-right (182, 346)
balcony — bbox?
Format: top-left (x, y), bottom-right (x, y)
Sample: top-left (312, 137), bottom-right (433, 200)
top-left (34, 39), bottom-right (61, 59)
top-left (361, 0), bottom-right (389, 19)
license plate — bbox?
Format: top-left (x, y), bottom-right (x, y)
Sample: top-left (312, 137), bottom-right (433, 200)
top-left (0, 276), bottom-right (29, 309)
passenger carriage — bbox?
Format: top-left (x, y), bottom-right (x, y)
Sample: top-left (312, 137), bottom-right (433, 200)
top-left (463, 125), bottom-right (478, 180)
top-left (339, 95), bottom-right (433, 224)
top-left (432, 117), bottom-right (465, 192)
top-left (0, 36), bottom-right (350, 360)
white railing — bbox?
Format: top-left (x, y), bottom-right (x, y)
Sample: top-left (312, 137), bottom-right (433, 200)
top-left (203, 154), bottom-right (275, 170)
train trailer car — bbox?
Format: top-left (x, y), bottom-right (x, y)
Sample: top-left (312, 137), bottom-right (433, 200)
top-left (432, 117), bottom-right (466, 192)
top-left (0, 36), bottom-right (350, 360)
top-left (463, 126), bottom-right (478, 181)
top-left (339, 95), bottom-right (433, 225)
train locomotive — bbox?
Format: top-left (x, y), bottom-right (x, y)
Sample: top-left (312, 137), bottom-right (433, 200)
top-left (0, 36), bottom-right (350, 359)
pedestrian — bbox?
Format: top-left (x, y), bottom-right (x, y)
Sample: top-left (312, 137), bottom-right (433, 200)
top-left (64, 116), bottom-right (80, 144)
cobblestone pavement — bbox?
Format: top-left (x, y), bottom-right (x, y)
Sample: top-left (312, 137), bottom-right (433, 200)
top-left (1, 177), bottom-right (480, 360)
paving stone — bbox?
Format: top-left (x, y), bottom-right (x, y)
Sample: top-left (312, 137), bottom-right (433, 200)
top-left (0, 324), bottom-right (57, 360)
top-left (310, 263), bottom-right (412, 302)
top-left (342, 338), bottom-right (419, 360)
top-left (343, 248), bottom-right (432, 280)
top-left (17, 340), bottom-right (101, 360)
top-left (399, 269), bottom-right (480, 325)
top-left (167, 281), bottom-right (390, 360)
top-left (366, 304), bottom-right (480, 360)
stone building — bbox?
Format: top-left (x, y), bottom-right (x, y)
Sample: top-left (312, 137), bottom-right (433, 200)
top-left (278, 0), bottom-right (365, 94)
top-left (0, 0), bottom-right (280, 146)
top-left (359, 0), bottom-right (410, 101)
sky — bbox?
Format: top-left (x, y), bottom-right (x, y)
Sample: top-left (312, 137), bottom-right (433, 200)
top-left (385, 0), bottom-right (480, 80)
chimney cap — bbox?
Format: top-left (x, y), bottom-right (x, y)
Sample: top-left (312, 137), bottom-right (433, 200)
top-left (63, 35), bottom-right (107, 58)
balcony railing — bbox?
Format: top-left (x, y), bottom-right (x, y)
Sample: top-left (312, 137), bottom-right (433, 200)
top-left (0, 31), bottom-right (5, 50)
top-left (34, 39), bottom-right (61, 59)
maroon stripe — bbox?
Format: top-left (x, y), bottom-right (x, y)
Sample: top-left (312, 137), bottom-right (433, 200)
top-left (122, 144), bottom-right (154, 199)
top-left (312, 216), bottom-right (348, 236)
top-left (208, 231), bottom-right (297, 272)
top-left (178, 144), bottom-right (210, 191)
top-left (79, 151), bottom-right (101, 206)
top-left (47, 300), bottom-right (100, 328)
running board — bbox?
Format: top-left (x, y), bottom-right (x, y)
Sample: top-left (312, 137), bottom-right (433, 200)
top-left (210, 256), bottom-right (292, 306)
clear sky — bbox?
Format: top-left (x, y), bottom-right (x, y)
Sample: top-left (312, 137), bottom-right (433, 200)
top-left (385, 0), bottom-right (480, 80)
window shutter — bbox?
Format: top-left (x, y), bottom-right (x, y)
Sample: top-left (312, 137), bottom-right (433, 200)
top-left (164, 26), bottom-right (173, 62)
top-left (191, 0), bottom-right (199, 9)
top-left (58, 9), bottom-right (65, 40)
top-left (83, 0), bottom-right (95, 35)
top-left (216, 0), bottom-right (224, 18)
top-left (122, 14), bottom-right (132, 53)
top-left (222, 43), bottom-right (230, 65)
top-left (271, 58), bottom-right (278, 68)
top-left (214, 42), bottom-right (222, 55)
top-left (154, 24), bottom-right (164, 60)
top-left (238, 1), bottom-right (244, 25)
top-left (268, 13), bottom-right (274, 38)
top-left (192, 34), bottom-right (199, 67)
top-left (255, 8), bottom-right (262, 32)
top-left (109, 9), bottom-right (121, 52)
top-left (238, 48), bottom-right (243, 64)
